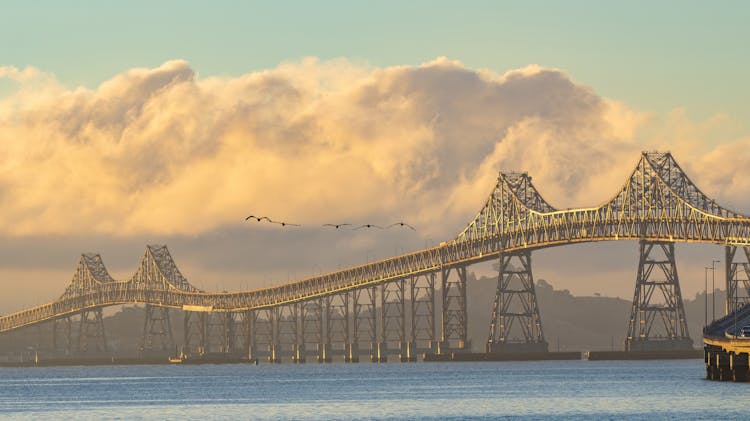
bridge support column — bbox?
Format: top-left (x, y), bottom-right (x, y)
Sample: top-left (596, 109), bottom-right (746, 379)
top-left (730, 352), bottom-right (749, 382)
top-left (183, 311), bottom-right (208, 357)
top-left (409, 272), bottom-right (436, 360)
top-left (52, 317), bottom-right (72, 357)
top-left (625, 240), bottom-right (692, 352)
top-left (140, 305), bottom-right (174, 356)
top-left (325, 293), bottom-right (348, 363)
top-left (222, 312), bottom-right (236, 354)
top-left (299, 299), bottom-right (325, 363)
top-left (77, 308), bottom-right (107, 355)
top-left (272, 305), bottom-right (296, 364)
top-left (269, 307), bottom-right (280, 363)
top-left (250, 309), bottom-right (273, 363)
top-left (379, 280), bottom-right (405, 362)
top-left (292, 303), bottom-right (304, 364)
top-left (245, 310), bottom-right (256, 362)
top-left (717, 351), bottom-right (732, 381)
top-left (726, 246), bottom-right (750, 317)
top-left (352, 287), bottom-right (377, 362)
top-left (439, 265), bottom-right (469, 354)
top-left (487, 250), bottom-right (547, 354)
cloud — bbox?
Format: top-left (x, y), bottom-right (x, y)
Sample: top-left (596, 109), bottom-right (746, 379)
top-left (0, 57), bottom-right (657, 240)
top-left (3, 57), bottom-right (750, 311)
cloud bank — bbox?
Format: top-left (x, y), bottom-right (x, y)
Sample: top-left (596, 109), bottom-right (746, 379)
top-left (0, 57), bottom-right (745, 241)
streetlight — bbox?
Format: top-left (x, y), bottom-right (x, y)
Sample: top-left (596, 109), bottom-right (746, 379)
top-left (712, 259), bottom-right (720, 321)
top-left (734, 283), bottom-right (739, 338)
top-left (705, 267), bottom-right (710, 328)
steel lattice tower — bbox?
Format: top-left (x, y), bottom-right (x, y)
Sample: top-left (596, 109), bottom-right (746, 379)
top-left (726, 246), bottom-right (750, 316)
top-left (77, 308), bottom-right (107, 354)
top-left (625, 240), bottom-right (692, 351)
top-left (487, 250), bottom-right (547, 353)
top-left (140, 304), bottom-right (174, 354)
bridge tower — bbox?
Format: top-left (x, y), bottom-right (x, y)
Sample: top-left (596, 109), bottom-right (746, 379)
top-left (625, 240), bottom-right (693, 352)
top-left (140, 305), bottom-right (174, 355)
top-left (487, 250), bottom-right (547, 353)
top-left (77, 308), bottom-right (107, 354)
top-left (726, 246), bottom-right (750, 316)
top-left (439, 265), bottom-right (469, 354)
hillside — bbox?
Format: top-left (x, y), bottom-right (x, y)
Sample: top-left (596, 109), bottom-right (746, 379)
top-left (467, 273), bottom-right (723, 351)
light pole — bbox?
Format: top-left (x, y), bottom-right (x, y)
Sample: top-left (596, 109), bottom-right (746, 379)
top-left (705, 267), bottom-right (710, 328)
top-left (734, 285), bottom-right (739, 338)
top-left (712, 259), bottom-right (720, 322)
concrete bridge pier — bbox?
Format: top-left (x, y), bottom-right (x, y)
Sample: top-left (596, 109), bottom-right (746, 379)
top-left (730, 352), bottom-right (749, 381)
top-left (318, 343), bottom-right (332, 363)
top-left (403, 341), bottom-right (418, 362)
top-left (398, 342), bottom-right (417, 363)
top-left (345, 343), bottom-right (359, 363)
top-left (708, 349), bottom-right (731, 381)
top-left (375, 342), bottom-right (388, 363)
top-left (269, 343), bottom-right (282, 364)
top-left (368, 342), bottom-right (379, 362)
top-left (293, 344), bottom-right (305, 364)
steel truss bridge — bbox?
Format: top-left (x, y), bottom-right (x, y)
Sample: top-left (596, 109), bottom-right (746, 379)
top-left (3, 151), bottom-right (750, 362)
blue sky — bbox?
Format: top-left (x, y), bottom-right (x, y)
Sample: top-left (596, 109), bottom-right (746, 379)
top-left (2, 0), bottom-right (748, 122)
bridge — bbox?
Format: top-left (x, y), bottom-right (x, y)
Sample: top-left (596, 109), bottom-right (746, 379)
top-left (2, 151), bottom-right (750, 363)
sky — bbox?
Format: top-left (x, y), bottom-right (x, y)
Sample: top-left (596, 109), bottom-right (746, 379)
top-left (0, 1), bottom-right (749, 313)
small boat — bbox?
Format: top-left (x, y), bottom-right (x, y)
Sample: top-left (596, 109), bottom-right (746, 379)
top-left (168, 351), bottom-right (187, 364)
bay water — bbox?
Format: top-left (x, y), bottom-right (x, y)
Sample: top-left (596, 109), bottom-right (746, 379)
top-left (0, 359), bottom-right (747, 419)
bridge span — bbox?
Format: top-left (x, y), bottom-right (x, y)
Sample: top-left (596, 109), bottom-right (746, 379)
top-left (3, 151), bottom-right (750, 362)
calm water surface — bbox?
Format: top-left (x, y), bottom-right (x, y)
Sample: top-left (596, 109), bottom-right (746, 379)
top-left (0, 359), bottom-right (747, 419)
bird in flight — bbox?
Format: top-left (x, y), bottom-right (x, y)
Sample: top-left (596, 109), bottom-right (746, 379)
top-left (245, 215), bottom-right (271, 222)
top-left (387, 222), bottom-right (416, 231)
top-left (269, 219), bottom-right (301, 227)
top-left (353, 224), bottom-right (383, 230)
top-left (323, 223), bottom-right (352, 229)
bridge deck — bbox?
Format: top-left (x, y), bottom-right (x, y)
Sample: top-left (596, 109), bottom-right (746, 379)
top-left (4, 151), bottom-right (750, 334)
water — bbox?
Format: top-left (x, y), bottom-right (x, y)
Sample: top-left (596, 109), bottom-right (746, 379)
top-left (0, 360), bottom-right (747, 420)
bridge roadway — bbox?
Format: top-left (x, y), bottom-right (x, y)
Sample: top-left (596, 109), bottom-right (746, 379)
top-left (3, 151), bottom-right (750, 339)
top-left (704, 304), bottom-right (750, 381)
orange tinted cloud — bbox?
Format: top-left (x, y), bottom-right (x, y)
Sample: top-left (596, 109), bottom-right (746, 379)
top-left (0, 57), bottom-right (740, 241)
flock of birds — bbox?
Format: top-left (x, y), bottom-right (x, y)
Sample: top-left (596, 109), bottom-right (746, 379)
top-left (245, 215), bottom-right (416, 231)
